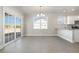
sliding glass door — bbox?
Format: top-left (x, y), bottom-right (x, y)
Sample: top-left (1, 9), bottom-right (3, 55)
top-left (16, 17), bottom-right (21, 38)
top-left (4, 12), bottom-right (22, 44)
top-left (5, 13), bottom-right (15, 43)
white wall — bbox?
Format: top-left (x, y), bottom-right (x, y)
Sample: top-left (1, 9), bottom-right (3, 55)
top-left (23, 13), bottom-right (58, 36)
top-left (0, 7), bottom-right (3, 48)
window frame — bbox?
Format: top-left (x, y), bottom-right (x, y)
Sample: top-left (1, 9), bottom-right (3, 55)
top-left (33, 16), bottom-right (48, 29)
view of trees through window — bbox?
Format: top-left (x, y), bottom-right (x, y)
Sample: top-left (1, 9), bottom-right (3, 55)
top-left (16, 17), bottom-right (21, 32)
top-left (33, 16), bottom-right (48, 29)
top-left (5, 13), bottom-right (21, 43)
top-left (5, 13), bottom-right (15, 33)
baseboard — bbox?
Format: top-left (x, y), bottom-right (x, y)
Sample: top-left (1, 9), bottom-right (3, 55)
top-left (23, 34), bottom-right (57, 36)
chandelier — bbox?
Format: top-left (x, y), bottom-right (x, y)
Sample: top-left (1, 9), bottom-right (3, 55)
top-left (36, 6), bottom-right (46, 17)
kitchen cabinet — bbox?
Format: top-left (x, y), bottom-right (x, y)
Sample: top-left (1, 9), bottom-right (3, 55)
top-left (57, 16), bottom-right (75, 25)
top-left (58, 16), bottom-right (79, 25)
top-left (57, 16), bottom-right (67, 24)
top-left (74, 16), bottom-right (79, 21)
top-left (57, 29), bottom-right (79, 43)
top-left (66, 16), bottom-right (75, 24)
top-left (67, 16), bottom-right (79, 24)
top-left (57, 29), bottom-right (74, 43)
top-left (74, 30), bottom-right (79, 42)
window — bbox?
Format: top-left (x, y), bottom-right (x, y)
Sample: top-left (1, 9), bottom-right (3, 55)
top-left (33, 16), bottom-right (48, 29)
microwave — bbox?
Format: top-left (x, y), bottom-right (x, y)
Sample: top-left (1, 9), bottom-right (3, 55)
top-left (75, 21), bottom-right (79, 24)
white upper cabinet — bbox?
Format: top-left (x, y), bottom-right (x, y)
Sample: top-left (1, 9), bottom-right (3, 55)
top-left (58, 16), bottom-right (79, 25)
top-left (57, 16), bottom-right (67, 24)
top-left (66, 16), bottom-right (75, 24)
top-left (74, 16), bottom-right (79, 21)
top-left (66, 16), bottom-right (79, 24)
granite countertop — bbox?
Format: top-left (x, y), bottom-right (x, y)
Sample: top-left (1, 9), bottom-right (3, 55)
top-left (60, 24), bottom-right (79, 30)
top-left (65, 26), bottom-right (79, 30)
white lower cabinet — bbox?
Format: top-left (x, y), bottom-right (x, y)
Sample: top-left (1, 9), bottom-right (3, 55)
top-left (74, 30), bottom-right (79, 42)
top-left (57, 29), bottom-right (74, 43)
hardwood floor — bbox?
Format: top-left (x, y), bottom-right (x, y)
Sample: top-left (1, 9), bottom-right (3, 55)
top-left (0, 36), bottom-right (79, 53)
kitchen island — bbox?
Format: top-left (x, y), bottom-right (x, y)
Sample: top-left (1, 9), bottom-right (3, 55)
top-left (57, 28), bottom-right (79, 43)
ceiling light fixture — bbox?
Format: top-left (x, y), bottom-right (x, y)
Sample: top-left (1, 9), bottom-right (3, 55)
top-left (37, 14), bottom-right (39, 16)
top-left (72, 9), bottom-right (75, 11)
top-left (36, 6), bottom-right (46, 17)
top-left (64, 10), bottom-right (66, 12)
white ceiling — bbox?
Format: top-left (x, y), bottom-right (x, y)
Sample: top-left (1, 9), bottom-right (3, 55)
top-left (15, 6), bottom-right (79, 15)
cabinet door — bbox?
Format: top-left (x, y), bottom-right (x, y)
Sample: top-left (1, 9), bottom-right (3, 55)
top-left (67, 16), bottom-right (75, 24)
top-left (74, 16), bottom-right (79, 21)
top-left (58, 16), bottom-right (66, 24)
top-left (74, 30), bottom-right (79, 42)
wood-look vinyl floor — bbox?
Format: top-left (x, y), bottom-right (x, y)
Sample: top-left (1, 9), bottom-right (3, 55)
top-left (0, 36), bottom-right (79, 53)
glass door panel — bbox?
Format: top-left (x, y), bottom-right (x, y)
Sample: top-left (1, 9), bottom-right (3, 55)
top-left (16, 17), bottom-right (21, 38)
top-left (5, 13), bottom-right (9, 43)
top-left (8, 16), bottom-right (15, 41)
top-left (5, 13), bottom-right (15, 43)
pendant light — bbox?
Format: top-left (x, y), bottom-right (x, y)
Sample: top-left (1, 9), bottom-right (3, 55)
top-left (36, 6), bottom-right (45, 17)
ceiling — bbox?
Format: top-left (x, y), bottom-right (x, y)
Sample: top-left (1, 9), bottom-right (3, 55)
top-left (15, 6), bottom-right (79, 15)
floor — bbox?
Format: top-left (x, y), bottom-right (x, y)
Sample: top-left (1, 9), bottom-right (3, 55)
top-left (0, 36), bottom-right (79, 53)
